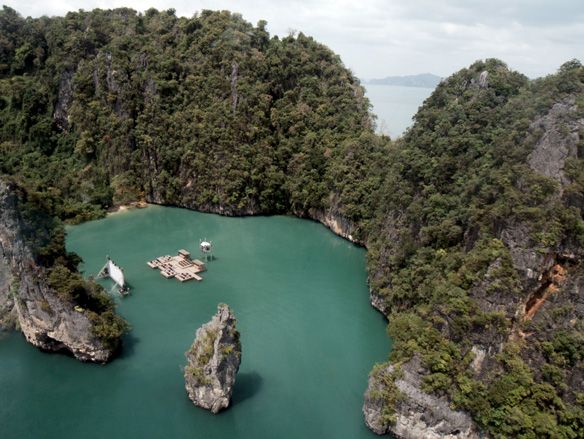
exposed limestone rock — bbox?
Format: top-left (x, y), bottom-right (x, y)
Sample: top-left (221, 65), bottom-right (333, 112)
top-left (523, 263), bottom-right (567, 321)
top-left (500, 222), bottom-right (551, 287)
top-left (364, 357), bottom-right (486, 438)
top-left (469, 346), bottom-right (487, 374)
top-left (14, 276), bottom-right (113, 362)
top-left (0, 179), bottom-right (115, 362)
top-left (184, 304), bottom-right (241, 413)
top-left (369, 287), bottom-right (390, 315)
top-left (53, 70), bottom-right (74, 130)
top-left (468, 70), bottom-right (489, 89)
top-left (307, 207), bottom-right (363, 245)
top-left (478, 70), bottom-right (489, 88)
top-left (93, 52), bottom-right (124, 116)
top-left (470, 258), bottom-right (516, 315)
top-left (527, 98), bottom-right (584, 188)
top-left (104, 52), bottom-right (119, 95)
top-left (0, 246), bottom-right (16, 330)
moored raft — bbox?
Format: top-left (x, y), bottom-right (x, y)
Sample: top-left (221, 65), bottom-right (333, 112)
top-left (147, 249), bottom-right (207, 282)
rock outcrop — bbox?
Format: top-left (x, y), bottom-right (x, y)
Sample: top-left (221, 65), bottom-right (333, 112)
top-left (363, 357), bottom-right (485, 439)
top-left (53, 69), bottom-right (73, 130)
top-left (527, 98), bottom-right (584, 188)
top-left (307, 207), bottom-right (364, 245)
top-left (0, 246), bottom-right (16, 329)
top-left (184, 304), bottom-right (241, 413)
top-left (0, 179), bottom-right (115, 362)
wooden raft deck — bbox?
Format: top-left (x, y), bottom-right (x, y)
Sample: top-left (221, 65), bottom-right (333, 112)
top-left (147, 252), bottom-right (206, 282)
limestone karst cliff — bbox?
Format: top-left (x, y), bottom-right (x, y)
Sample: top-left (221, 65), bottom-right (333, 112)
top-left (363, 356), bottom-right (485, 439)
top-left (363, 60), bottom-right (584, 437)
top-left (0, 179), bottom-right (126, 362)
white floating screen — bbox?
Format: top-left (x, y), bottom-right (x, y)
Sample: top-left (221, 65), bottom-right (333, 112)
top-left (108, 260), bottom-right (125, 287)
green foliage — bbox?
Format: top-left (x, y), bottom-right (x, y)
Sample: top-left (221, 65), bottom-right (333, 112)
top-left (88, 309), bottom-right (129, 350)
top-left (47, 264), bottom-right (116, 312)
top-left (197, 328), bottom-right (219, 366)
top-left (541, 330), bottom-right (584, 368)
top-left (186, 365), bottom-right (211, 385)
top-left (461, 346), bottom-right (584, 438)
top-left (1, 8), bottom-right (374, 221)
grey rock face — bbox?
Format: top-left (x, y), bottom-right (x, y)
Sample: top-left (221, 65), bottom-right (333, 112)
top-left (184, 304), bottom-right (241, 413)
top-left (527, 99), bottom-right (584, 188)
top-left (0, 245), bottom-right (16, 329)
top-left (364, 357), bottom-right (485, 438)
top-left (53, 70), bottom-right (73, 130)
top-left (0, 179), bottom-right (114, 362)
top-left (369, 288), bottom-right (390, 315)
top-left (478, 70), bottom-right (489, 88)
top-left (307, 206), bottom-right (363, 245)
top-left (500, 221), bottom-right (549, 286)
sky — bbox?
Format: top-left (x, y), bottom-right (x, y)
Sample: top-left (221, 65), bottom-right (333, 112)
top-left (4, 0), bottom-right (584, 79)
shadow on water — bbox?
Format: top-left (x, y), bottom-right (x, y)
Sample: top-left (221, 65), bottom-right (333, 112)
top-left (232, 371), bottom-right (263, 405)
top-left (117, 332), bottom-right (140, 359)
top-left (0, 328), bottom-right (12, 341)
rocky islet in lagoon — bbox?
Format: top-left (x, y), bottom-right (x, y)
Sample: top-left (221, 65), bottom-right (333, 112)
top-left (184, 303), bottom-right (242, 414)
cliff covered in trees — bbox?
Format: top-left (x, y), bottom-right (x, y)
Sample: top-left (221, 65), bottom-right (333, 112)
top-left (364, 59), bottom-right (584, 438)
top-left (0, 6), bottom-right (379, 235)
top-left (0, 178), bottom-right (127, 361)
top-left (1, 6), bottom-right (583, 437)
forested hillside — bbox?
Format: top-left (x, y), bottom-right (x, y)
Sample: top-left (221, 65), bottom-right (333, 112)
top-left (0, 6), bottom-right (380, 229)
top-left (1, 6), bottom-right (583, 438)
top-left (365, 59), bottom-right (584, 438)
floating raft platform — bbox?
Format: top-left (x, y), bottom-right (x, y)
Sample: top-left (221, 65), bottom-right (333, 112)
top-left (147, 250), bottom-right (206, 282)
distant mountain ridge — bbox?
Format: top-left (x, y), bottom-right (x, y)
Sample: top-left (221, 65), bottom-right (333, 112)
top-left (366, 73), bottom-right (442, 88)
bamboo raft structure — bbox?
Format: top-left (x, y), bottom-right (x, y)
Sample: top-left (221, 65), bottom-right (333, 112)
top-left (147, 249), bottom-right (206, 282)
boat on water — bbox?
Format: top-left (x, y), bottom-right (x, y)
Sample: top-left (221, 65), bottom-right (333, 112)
top-left (97, 256), bottom-right (130, 295)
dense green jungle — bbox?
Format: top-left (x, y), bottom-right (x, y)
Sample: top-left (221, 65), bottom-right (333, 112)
top-left (1, 6), bottom-right (583, 438)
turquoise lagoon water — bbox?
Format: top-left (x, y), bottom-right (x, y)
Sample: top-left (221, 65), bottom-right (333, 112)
top-left (0, 205), bottom-right (389, 438)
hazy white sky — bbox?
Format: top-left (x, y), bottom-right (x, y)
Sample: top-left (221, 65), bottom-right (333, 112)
top-left (5, 0), bottom-right (584, 79)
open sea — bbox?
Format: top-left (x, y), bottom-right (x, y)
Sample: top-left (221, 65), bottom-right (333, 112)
top-left (364, 84), bottom-right (435, 138)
